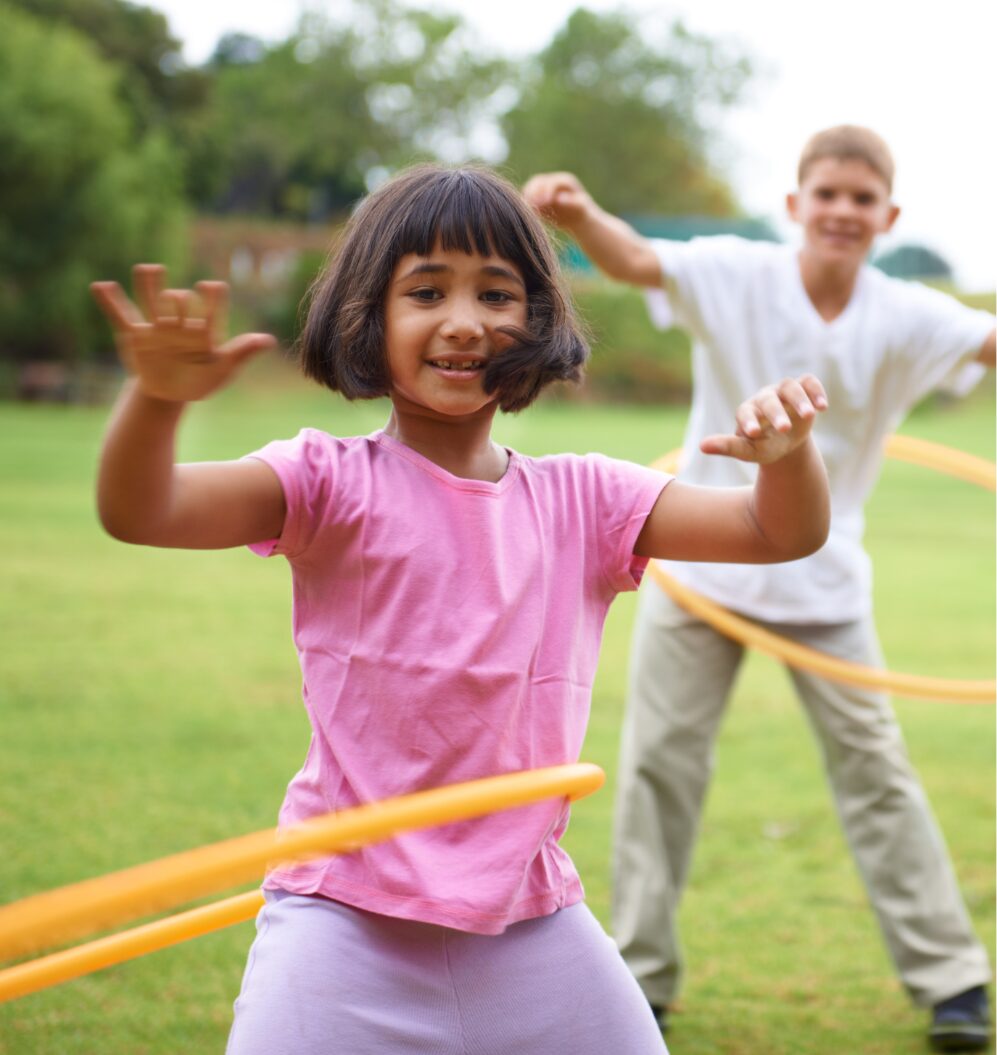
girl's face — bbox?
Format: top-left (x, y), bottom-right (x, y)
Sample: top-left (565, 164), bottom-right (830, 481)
top-left (384, 244), bottom-right (528, 420)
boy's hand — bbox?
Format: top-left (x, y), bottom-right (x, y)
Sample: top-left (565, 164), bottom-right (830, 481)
top-left (90, 264), bottom-right (276, 403)
top-left (700, 375), bottom-right (828, 464)
top-left (522, 172), bottom-right (595, 230)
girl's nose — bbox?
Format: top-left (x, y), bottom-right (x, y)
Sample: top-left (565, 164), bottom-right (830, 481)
top-left (439, 303), bottom-right (485, 342)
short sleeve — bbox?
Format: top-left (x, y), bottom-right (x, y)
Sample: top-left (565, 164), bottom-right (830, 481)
top-left (585, 455), bottom-right (672, 594)
top-left (886, 280), bottom-right (994, 406)
top-left (643, 239), bottom-right (691, 332)
top-left (243, 428), bottom-right (337, 559)
top-left (642, 236), bottom-right (759, 338)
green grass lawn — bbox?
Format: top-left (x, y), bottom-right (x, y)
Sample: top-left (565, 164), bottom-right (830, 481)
top-left (0, 364), bottom-right (993, 1054)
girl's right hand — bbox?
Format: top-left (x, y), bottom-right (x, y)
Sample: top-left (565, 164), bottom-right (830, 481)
top-left (90, 264), bottom-right (277, 403)
top-left (522, 172), bottom-right (595, 230)
top-left (700, 375), bottom-right (828, 465)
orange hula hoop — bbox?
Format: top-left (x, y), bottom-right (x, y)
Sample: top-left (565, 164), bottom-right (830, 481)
top-left (650, 434), bottom-right (995, 704)
top-left (0, 763), bottom-right (604, 1002)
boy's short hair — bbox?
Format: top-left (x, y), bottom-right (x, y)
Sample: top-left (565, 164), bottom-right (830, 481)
top-left (797, 125), bottom-right (895, 192)
top-left (299, 163), bottom-right (589, 413)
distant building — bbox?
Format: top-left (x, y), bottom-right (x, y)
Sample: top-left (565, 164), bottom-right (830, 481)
top-left (191, 217), bottom-right (337, 292)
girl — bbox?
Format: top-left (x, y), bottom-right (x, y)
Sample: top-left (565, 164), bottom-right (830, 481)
top-left (92, 164), bottom-right (830, 1055)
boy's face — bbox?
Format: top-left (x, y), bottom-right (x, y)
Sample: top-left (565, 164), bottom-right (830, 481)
top-left (787, 158), bottom-right (899, 268)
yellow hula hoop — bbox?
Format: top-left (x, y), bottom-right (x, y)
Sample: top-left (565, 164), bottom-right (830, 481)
top-left (882, 433), bottom-right (996, 492)
top-left (0, 763), bottom-right (604, 1002)
top-left (0, 890), bottom-right (265, 1005)
top-left (650, 435), bottom-right (996, 703)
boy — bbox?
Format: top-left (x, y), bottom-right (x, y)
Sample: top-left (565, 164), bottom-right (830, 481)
top-left (524, 126), bottom-right (995, 1051)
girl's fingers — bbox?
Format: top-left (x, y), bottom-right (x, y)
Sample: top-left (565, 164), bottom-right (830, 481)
top-left (132, 264), bottom-right (166, 321)
top-left (744, 382), bottom-right (808, 435)
top-left (797, 373), bottom-right (828, 410)
top-left (157, 289), bottom-right (194, 326)
top-left (89, 282), bottom-right (143, 330)
top-left (196, 281), bottom-right (229, 346)
top-left (710, 374), bottom-right (826, 465)
top-left (700, 433), bottom-right (754, 460)
top-left (759, 389), bottom-right (794, 431)
top-left (774, 377), bottom-right (816, 420)
top-left (735, 400), bottom-right (768, 438)
top-left (219, 332), bottom-right (278, 366)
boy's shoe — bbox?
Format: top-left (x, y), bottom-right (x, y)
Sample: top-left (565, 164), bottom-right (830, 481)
top-left (648, 1003), bottom-right (669, 1034)
top-left (929, 986), bottom-right (990, 1052)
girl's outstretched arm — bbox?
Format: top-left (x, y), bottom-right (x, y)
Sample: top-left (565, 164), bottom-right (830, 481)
top-left (93, 264), bottom-right (285, 549)
top-left (635, 375), bottom-right (831, 563)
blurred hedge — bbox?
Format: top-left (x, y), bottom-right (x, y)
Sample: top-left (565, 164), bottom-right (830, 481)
top-left (568, 278), bottom-right (691, 402)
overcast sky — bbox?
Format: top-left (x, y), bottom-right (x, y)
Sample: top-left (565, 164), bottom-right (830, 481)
top-left (147, 0), bottom-right (994, 290)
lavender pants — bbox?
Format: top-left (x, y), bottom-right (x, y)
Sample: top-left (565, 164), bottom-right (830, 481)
top-left (226, 891), bottom-right (668, 1055)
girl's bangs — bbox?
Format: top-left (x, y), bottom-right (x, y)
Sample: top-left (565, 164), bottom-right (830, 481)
top-left (393, 171), bottom-right (536, 272)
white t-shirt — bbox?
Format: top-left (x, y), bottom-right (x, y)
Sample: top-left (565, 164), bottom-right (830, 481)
top-left (645, 236), bottom-right (993, 623)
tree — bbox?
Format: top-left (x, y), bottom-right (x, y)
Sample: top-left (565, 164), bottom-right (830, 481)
top-left (4, 0), bottom-right (213, 209)
top-left (501, 8), bottom-right (752, 217)
top-left (0, 3), bottom-right (187, 370)
top-left (189, 0), bottom-right (511, 219)
top-left (4, 0), bottom-right (211, 132)
top-left (333, 0), bottom-right (510, 166)
top-left (190, 31), bottom-right (375, 216)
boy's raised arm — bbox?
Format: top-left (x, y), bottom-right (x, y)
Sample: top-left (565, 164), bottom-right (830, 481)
top-left (93, 265), bottom-right (285, 549)
top-left (522, 172), bottom-right (663, 288)
top-left (635, 375), bottom-right (831, 564)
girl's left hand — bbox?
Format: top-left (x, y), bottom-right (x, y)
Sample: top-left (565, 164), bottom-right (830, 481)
top-left (90, 264), bottom-right (276, 404)
top-left (700, 375), bottom-right (828, 464)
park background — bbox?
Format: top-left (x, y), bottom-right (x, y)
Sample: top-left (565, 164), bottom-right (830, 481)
top-left (0, 1), bottom-right (993, 1052)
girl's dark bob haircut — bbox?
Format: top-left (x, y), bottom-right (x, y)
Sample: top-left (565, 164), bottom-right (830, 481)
top-left (299, 163), bottom-right (589, 413)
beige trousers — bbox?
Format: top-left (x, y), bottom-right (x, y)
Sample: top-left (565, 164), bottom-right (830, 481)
top-left (612, 584), bottom-right (990, 1008)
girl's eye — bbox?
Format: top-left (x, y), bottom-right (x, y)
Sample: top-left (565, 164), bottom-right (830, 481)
top-left (409, 287), bottom-right (441, 302)
top-left (482, 290), bottom-right (514, 304)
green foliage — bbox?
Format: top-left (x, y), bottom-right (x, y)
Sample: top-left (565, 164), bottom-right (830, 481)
top-left (192, 33), bottom-right (376, 215)
top-left (0, 0), bottom-right (764, 376)
top-left (189, 1), bottom-right (512, 218)
top-left (333, 0), bottom-right (510, 166)
top-left (3, 0), bottom-right (215, 218)
top-left (0, 3), bottom-right (187, 367)
top-left (261, 249), bottom-right (328, 345)
top-left (502, 9), bottom-right (752, 216)
top-left (570, 278), bottom-right (692, 401)
top-left (3, 0), bottom-right (211, 133)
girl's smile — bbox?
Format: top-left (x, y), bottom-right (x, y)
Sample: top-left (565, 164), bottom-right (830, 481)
top-left (384, 246), bottom-right (528, 419)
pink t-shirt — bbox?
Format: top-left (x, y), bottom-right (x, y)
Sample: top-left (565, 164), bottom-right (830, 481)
top-left (247, 428), bottom-right (670, 934)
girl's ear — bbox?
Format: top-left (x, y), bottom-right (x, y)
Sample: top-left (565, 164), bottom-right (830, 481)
top-left (785, 191), bottom-right (800, 223)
